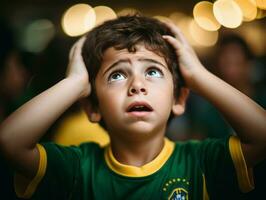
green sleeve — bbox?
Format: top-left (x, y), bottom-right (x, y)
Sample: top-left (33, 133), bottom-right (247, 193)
top-left (32, 142), bottom-right (82, 200)
top-left (199, 136), bottom-right (254, 199)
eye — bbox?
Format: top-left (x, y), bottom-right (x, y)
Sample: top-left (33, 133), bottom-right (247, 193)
top-left (146, 67), bottom-right (163, 78)
top-left (108, 71), bottom-right (126, 82)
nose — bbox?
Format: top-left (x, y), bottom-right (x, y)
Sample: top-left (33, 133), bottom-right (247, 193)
top-left (128, 77), bottom-right (147, 96)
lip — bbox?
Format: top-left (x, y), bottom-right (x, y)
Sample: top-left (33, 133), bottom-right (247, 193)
top-left (126, 101), bottom-right (153, 112)
top-left (126, 101), bottom-right (153, 117)
top-left (126, 111), bottom-right (151, 117)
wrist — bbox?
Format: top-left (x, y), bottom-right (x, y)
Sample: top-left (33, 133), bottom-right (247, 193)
top-left (186, 65), bottom-right (209, 91)
top-left (65, 76), bottom-right (91, 99)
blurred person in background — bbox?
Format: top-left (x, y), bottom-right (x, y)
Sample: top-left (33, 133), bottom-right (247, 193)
top-left (188, 33), bottom-right (266, 199)
top-left (190, 34), bottom-right (266, 139)
top-left (0, 16), bottom-right (23, 200)
top-left (1, 15), bottom-right (265, 200)
top-left (167, 33), bottom-right (266, 199)
top-left (0, 51), bottom-right (35, 119)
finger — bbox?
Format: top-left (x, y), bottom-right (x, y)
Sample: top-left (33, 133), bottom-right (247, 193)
top-left (69, 36), bottom-right (86, 60)
top-left (162, 35), bottom-right (183, 51)
top-left (69, 44), bottom-right (76, 60)
top-left (163, 21), bottom-right (189, 47)
top-left (73, 36), bottom-right (86, 56)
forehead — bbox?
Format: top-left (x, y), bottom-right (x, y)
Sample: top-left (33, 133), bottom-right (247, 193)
top-left (100, 44), bottom-right (167, 70)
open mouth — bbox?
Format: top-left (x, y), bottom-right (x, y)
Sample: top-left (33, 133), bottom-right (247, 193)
top-left (126, 102), bottom-right (153, 112)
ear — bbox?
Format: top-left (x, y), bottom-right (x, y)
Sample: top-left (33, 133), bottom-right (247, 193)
top-left (172, 87), bottom-right (190, 116)
top-left (79, 99), bottom-right (102, 123)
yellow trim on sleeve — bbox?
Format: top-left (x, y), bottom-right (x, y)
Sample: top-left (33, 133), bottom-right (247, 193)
top-left (14, 144), bottom-right (47, 199)
top-left (104, 138), bottom-right (174, 177)
top-left (202, 174), bottom-right (209, 200)
top-left (229, 136), bottom-right (254, 193)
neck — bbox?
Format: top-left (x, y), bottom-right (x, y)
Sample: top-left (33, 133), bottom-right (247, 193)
top-left (109, 130), bottom-right (165, 167)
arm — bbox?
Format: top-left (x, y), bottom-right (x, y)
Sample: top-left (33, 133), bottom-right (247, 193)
top-left (163, 23), bottom-right (266, 168)
top-left (0, 37), bottom-right (90, 178)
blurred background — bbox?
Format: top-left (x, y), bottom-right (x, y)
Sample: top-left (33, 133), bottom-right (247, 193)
top-left (1, 0), bottom-right (265, 138)
top-left (0, 0), bottom-right (265, 199)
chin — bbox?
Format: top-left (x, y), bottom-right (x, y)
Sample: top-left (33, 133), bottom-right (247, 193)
top-left (126, 122), bottom-right (163, 136)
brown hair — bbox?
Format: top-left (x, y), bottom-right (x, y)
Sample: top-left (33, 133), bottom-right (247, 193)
top-left (82, 15), bottom-right (183, 127)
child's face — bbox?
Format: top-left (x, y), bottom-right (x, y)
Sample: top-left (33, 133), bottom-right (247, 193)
top-left (94, 44), bottom-right (176, 137)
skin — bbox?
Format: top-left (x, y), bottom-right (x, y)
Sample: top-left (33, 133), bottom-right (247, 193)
top-left (93, 45), bottom-right (185, 166)
top-left (163, 22), bottom-right (266, 167)
top-left (0, 21), bottom-right (265, 183)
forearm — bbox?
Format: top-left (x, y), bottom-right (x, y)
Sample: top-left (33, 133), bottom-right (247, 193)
top-left (0, 77), bottom-right (85, 153)
top-left (190, 67), bottom-right (266, 144)
top-left (162, 22), bottom-right (266, 167)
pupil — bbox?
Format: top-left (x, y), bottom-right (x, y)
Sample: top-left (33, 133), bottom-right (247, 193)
top-left (114, 74), bottom-right (120, 79)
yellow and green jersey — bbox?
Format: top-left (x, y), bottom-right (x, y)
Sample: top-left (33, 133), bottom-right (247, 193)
top-left (15, 136), bottom-right (254, 200)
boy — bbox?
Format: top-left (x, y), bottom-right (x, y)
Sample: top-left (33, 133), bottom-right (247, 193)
top-left (0, 15), bottom-right (265, 200)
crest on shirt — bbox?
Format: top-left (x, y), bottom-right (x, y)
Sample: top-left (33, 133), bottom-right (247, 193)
top-left (168, 188), bottom-right (188, 200)
top-left (162, 178), bottom-right (189, 200)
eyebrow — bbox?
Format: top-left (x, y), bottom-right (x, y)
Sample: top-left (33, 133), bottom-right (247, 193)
top-left (103, 58), bottom-right (167, 76)
top-left (138, 58), bottom-right (167, 69)
top-left (103, 59), bottom-right (131, 76)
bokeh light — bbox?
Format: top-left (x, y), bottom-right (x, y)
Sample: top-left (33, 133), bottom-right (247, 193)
top-left (171, 15), bottom-right (198, 47)
top-left (117, 8), bottom-right (139, 16)
top-left (93, 6), bottom-right (117, 26)
top-left (153, 15), bottom-right (172, 23)
top-left (169, 12), bottom-right (187, 24)
top-left (189, 20), bottom-right (218, 47)
top-left (213, 0), bottom-right (243, 28)
top-left (193, 1), bottom-right (221, 31)
top-left (255, 0), bottom-right (266, 9)
top-left (238, 22), bottom-right (266, 56)
top-left (22, 19), bottom-right (55, 53)
top-left (62, 3), bottom-right (96, 37)
top-left (234, 0), bottom-right (257, 21)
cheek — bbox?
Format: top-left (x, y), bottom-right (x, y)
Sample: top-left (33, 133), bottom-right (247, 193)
top-left (152, 77), bottom-right (174, 96)
top-left (96, 86), bottom-right (124, 115)
top-left (150, 79), bottom-right (175, 108)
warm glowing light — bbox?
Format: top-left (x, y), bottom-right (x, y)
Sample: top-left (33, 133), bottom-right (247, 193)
top-left (234, 0), bottom-right (257, 21)
top-left (238, 22), bottom-right (266, 56)
top-left (62, 4), bottom-right (96, 37)
top-left (189, 20), bottom-right (218, 47)
top-left (169, 12), bottom-right (187, 24)
top-left (255, 0), bottom-right (266, 9)
top-left (256, 8), bottom-right (266, 18)
top-left (117, 8), bottom-right (139, 16)
top-left (93, 6), bottom-right (117, 26)
top-left (173, 16), bottom-right (198, 47)
top-left (169, 13), bottom-right (197, 46)
top-left (213, 0), bottom-right (243, 28)
top-left (193, 1), bottom-right (221, 31)
top-left (153, 15), bottom-right (172, 23)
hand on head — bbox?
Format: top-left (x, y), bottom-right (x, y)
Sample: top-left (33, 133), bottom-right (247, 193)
top-left (66, 36), bottom-right (91, 98)
top-left (162, 21), bottom-right (205, 87)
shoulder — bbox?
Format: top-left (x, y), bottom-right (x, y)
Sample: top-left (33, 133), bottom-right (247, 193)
top-left (40, 141), bottom-right (104, 160)
top-left (173, 136), bottom-right (230, 157)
